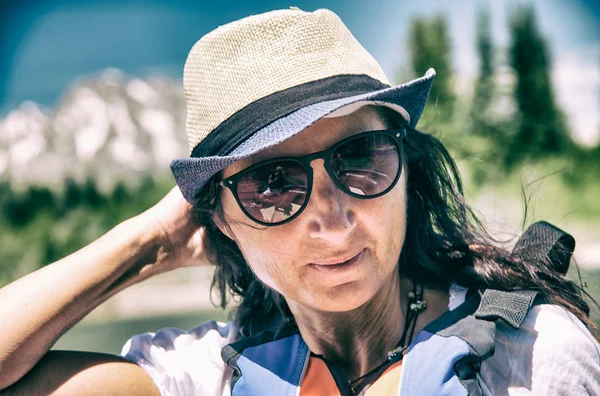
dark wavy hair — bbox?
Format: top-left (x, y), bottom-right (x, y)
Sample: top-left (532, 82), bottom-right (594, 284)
top-left (192, 106), bottom-right (596, 337)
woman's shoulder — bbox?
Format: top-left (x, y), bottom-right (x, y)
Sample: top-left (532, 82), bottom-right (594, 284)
top-left (120, 320), bottom-right (240, 396)
top-left (524, 303), bottom-right (597, 339)
top-left (481, 303), bottom-right (600, 395)
top-left (507, 303), bottom-right (599, 360)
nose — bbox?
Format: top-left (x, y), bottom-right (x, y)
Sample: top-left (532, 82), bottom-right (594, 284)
top-left (305, 159), bottom-right (357, 243)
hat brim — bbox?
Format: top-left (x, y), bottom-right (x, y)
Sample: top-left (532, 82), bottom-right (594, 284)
top-left (171, 68), bottom-right (435, 202)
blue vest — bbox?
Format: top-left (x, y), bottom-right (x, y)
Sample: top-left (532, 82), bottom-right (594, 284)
top-left (221, 289), bottom-right (541, 396)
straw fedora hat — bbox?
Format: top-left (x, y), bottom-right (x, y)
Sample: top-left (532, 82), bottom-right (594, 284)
top-left (171, 7), bottom-right (435, 202)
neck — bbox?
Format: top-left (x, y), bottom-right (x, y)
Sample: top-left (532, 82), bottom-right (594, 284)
top-left (287, 274), bottom-right (450, 381)
top-left (289, 270), bottom-right (404, 380)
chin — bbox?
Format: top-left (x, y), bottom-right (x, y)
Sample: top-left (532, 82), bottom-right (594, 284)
top-left (307, 279), bottom-right (382, 313)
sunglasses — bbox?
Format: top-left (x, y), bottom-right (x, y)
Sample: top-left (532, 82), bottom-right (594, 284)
top-left (220, 128), bottom-right (406, 226)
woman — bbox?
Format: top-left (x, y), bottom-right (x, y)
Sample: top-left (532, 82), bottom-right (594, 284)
top-left (0, 7), bottom-right (599, 396)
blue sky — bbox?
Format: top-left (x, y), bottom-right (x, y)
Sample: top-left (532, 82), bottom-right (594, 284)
top-left (1, 0), bottom-right (598, 142)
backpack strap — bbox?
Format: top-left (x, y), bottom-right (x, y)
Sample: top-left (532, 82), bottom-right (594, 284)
top-left (474, 221), bottom-right (576, 329)
top-left (474, 289), bottom-right (539, 329)
top-left (511, 220), bottom-right (575, 275)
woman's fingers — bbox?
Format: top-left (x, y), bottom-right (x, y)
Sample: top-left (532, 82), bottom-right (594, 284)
top-left (144, 186), bottom-right (209, 269)
top-left (182, 226), bottom-right (208, 267)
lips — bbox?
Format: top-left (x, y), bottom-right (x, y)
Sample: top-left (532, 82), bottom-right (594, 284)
top-left (309, 248), bottom-right (366, 273)
top-left (311, 249), bottom-right (365, 266)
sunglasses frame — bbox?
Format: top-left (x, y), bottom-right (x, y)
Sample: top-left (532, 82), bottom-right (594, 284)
top-left (220, 128), bottom-right (407, 226)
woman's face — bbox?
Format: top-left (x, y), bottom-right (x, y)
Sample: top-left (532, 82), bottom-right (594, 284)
top-left (218, 106), bottom-right (407, 313)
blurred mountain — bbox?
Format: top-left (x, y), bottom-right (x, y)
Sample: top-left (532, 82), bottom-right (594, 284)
top-left (0, 69), bottom-right (188, 191)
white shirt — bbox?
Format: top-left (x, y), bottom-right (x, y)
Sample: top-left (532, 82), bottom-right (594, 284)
top-left (121, 287), bottom-right (600, 395)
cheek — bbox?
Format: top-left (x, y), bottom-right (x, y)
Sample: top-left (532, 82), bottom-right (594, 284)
top-left (360, 172), bottom-right (407, 267)
top-left (240, 248), bottom-right (283, 290)
top-left (219, 190), bottom-right (298, 292)
top-left (387, 190), bottom-right (407, 262)
top-left (230, 222), bottom-right (301, 293)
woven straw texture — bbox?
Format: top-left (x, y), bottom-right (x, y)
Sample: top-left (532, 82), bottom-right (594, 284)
top-left (183, 8), bottom-right (390, 152)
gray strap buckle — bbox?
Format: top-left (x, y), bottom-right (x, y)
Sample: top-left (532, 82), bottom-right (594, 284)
top-left (474, 289), bottom-right (539, 329)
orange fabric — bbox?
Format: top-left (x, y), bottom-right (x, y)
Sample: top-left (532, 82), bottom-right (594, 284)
top-left (299, 357), bottom-right (340, 396)
top-left (364, 360), bottom-right (403, 395)
top-left (299, 357), bottom-right (403, 396)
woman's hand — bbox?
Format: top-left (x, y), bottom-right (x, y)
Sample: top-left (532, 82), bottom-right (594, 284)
top-left (142, 186), bottom-right (209, 271)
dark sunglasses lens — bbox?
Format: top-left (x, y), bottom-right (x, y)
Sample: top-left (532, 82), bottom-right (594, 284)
top-left (235, 160), bottom-right (309, 224)
top-left (330, 134), bottom-right (400, 196)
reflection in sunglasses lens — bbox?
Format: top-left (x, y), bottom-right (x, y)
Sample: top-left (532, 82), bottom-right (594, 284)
top-left (332, 135), bottom-right (399, 196)
top-left (236, 161), bottom-right (308, 224)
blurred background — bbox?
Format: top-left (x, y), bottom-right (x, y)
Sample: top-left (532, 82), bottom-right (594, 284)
top-left (1, 0), bottom-right (599, 353)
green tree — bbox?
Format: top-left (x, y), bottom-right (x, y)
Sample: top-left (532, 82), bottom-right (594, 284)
top-left (82, 178), bottom-right (105, 208)
top-left (408, 15), bottom-right (455, 122)
top-left (471, 8), bottom-right (494, 132)
top-left (507, 5), bottom-right (571, 166)
top-left (63, 178), bottom-right (82, 211)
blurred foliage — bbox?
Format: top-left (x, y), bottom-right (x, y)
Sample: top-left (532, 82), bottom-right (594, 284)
top-left (408, 14), bottom-right (455, 122)
top-left (407, 5), bottom-right (600, 191)
top-left (0, 177), bottom-right (173, 285)
top-left (469, 8), bottom-right (495, 133)
top-left (505, 5), bottom-right (571, 167)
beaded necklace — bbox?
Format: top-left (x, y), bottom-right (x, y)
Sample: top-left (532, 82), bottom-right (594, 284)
top-left (347, 283), bottom-right (427, 393)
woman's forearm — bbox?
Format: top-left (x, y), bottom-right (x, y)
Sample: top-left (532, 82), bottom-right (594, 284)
top-left (0, 213), bottom-right (169, 389)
